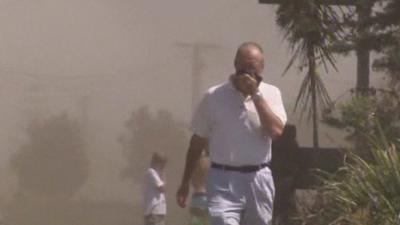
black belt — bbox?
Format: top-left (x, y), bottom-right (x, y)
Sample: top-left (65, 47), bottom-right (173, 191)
top-left (211, 162), bottom-right (269, 173)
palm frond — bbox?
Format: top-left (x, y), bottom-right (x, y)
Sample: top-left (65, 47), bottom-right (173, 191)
top-left (294, 71), bottom-right (332, 121)
top-left (276, 0), bottom-right (343, 122)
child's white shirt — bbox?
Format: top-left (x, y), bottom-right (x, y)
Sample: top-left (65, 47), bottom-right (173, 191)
top-left (143, 167), bottom-right (166, 215)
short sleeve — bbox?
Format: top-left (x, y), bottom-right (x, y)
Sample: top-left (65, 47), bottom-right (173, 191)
top-left (148, 168), bottom-right (164, 188)
top-left (269, 88), bottom-right (287, 125)
top-left (190, 93), bottom-right (212, 138)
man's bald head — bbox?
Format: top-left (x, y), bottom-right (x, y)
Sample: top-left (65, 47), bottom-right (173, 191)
top-left (236, 42), bottom-right (264, 54)
top-left (234, 42), bottom-right (265, 77)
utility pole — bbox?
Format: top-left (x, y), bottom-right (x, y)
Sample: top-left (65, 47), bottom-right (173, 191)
top-left (77, 94), bottom-right (90, 136)
top-left (176, 42), bottom-right (220, 112)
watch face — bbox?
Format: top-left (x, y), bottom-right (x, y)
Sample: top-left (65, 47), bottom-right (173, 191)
top-left (252, 91), bottom-right (263, 101)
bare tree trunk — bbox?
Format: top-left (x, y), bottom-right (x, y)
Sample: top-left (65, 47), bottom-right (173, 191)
top-left (308, 46), bottom-right (319, 149)
top-left (355, 3), bottom-right (372, 95)
top-left (356, 46), bottom-right (370, 95)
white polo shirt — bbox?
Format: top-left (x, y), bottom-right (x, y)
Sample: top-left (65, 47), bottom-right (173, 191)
top-left (191, 79), bottom-right (287, 166)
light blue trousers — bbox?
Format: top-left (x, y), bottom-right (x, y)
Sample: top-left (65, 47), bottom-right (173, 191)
top-left (207, 167), bottom-right (275, 225)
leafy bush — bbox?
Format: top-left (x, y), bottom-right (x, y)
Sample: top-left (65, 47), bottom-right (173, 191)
top-left (294, 134), bottom-right (400, 225)
top-left (323, 90), bottom-right (400, 159)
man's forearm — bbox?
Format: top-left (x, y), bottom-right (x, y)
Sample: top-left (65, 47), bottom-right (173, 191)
top-left (180, 135), bottom-right (207, 187)
top-left (234, 74), bottom-right (284, 139)
top-left (253, 96), bottom-right (284, 139)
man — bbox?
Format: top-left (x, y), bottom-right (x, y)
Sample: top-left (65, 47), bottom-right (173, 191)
top-left (176, 42), bottom-right (287, 225)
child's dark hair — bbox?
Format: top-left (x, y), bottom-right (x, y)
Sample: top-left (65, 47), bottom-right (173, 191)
top-left (151, 152), bottom-right (167, 166)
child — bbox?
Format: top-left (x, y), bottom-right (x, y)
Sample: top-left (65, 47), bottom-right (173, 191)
top-left (144, 152), bottom-right (167, 225)
top-left (189, 150), bottom-right (210, 225)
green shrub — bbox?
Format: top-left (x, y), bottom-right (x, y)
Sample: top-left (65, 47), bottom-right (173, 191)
top-left (314, 138), bottom-right (400, 225)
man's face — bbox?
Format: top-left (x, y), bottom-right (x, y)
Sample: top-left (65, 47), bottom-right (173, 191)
top-left (235, 48), bottom-right (264, 79)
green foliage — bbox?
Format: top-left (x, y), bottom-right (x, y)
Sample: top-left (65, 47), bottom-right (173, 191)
top-left (339, 95), bottom-right (376, 132)
top-left (373, 0), bottom-right (400, 33)
top-left (330, 0), bottom-right (378, 53)
top-left (321, 141), bottom-right (400, 225)
top-left (335, 0), bottom-right (400, 85)
top-left (324, 90), bottom-right (400, 158)
top-left (276, 0), bottom-right (345, 147)
top-left (276, 0), bottom-right (343, 72)
top-left (292, 133), bottom-right (400, 225)
top-left (372, 0), bottom-right (400, 84)
top-left (290, 1), bottom-right (400, 224)
top-left (372, 31), bottom-right (400, 83)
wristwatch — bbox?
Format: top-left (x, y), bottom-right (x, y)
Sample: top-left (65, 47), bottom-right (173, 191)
top-left (251, 90), bottom-right (263, 101)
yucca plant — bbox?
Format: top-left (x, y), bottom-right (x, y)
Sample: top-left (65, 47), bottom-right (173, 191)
top-left (313, 130), bottom-right (400, 225)
top-left (276, 0), bottom-right (344, 148)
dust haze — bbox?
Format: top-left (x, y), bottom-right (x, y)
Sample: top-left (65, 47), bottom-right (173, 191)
top-left (0, 0), bottom-right (384, 224)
